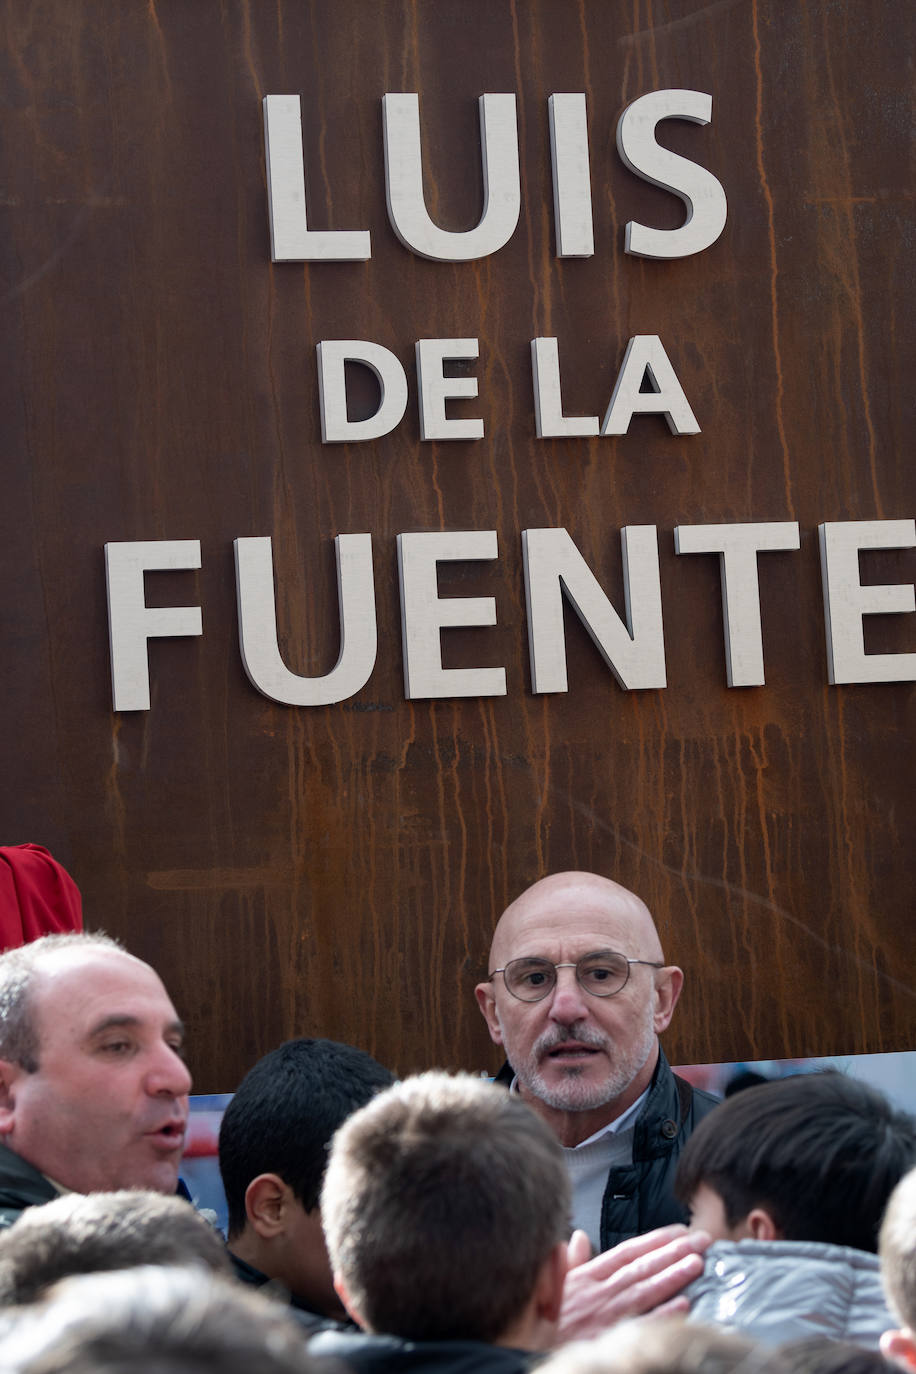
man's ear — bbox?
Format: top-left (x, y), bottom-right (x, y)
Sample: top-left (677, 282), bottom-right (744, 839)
top-left (652, 966), bottom-right (683, 1033)
top-left (533, 1240), bottom-right (569, 1324)
top-left (244, 1174), bottom-right (289, 1240)
top-left (745, 1206), bottom-right (782, 1241)
top-left (474, 982), bottom-right (504, 1046)
top-left (0, 1059), bottom-right (23, 1136)
top-left (881, 1329), bottom-right (916, 1372)
top-left (333, 1273), bottom-right (368, 1330)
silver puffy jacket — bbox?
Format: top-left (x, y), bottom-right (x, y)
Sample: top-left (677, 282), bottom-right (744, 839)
top-left (686, 1239), bottom-right (894, 1348)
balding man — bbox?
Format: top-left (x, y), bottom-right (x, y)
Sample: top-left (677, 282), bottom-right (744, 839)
top-left (0, 932), bottom-right (191, 1227)
top-left (476, 872), bottom-right (718, 1254)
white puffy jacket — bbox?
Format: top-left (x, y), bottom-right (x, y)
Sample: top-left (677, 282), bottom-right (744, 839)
top-left (686, 1239), bottom-right (894, 1348)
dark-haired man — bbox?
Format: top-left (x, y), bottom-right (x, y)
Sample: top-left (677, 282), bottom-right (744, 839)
top-left (0, 933), bottom-right (191, 1226)
top-left (677, 1072), bottom-right (916, 1345)
top-left (218, 1037), bottom-right (393, 1325)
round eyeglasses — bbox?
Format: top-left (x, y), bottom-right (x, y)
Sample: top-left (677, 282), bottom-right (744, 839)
top-left (488, 950), bottom-right (664, 1002)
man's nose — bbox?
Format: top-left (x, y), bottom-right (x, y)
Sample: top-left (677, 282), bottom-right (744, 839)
top-left (146, 1042), bottom-right (192, 1097)
top-left (547, 966), bottom-right (590, 1023)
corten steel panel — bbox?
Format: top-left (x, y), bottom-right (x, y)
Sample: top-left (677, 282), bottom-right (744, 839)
top-left (0, 1), bottom-right (912, 1090)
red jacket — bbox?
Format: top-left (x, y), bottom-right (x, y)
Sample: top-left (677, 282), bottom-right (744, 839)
top-left (0, 844), bottom-right (83, 951)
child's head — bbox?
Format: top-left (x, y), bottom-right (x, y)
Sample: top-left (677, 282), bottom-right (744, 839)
top-left (879, 1166), bottom-right (916, 1370)
top-left (674, 1072), bottom-right (916, 1253)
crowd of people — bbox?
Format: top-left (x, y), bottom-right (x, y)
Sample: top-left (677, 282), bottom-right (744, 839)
top-left (0, 862), bottom-right (912, 1374)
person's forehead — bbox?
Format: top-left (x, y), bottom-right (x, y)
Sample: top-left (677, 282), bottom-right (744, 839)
top-left (493, 879), bottom-right (654, 964)
top-left (30, 949), bottom-right (179, 1033)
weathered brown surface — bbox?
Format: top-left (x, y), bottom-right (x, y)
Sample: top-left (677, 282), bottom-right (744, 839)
top-left (0, 1), bottom-right (912, 1090)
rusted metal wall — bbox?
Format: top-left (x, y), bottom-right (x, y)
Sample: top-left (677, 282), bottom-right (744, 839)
top-left (1, 1), bottom-right (912, 1090)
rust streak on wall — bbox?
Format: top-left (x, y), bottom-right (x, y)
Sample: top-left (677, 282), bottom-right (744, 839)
top-left (0, 0), bottom-right (912, 1090)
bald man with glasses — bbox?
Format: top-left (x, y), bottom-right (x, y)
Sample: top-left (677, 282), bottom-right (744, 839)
top-left (476, 872), bottom-right (719, 1257)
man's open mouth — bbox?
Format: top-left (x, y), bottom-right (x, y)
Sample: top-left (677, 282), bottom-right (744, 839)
top-left (147, 1121), bottom-right (187, 1149)
top-left (546, 1042), bottom-right (601, 1059)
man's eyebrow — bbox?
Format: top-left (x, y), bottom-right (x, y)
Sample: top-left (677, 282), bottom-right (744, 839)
top-left (87, 1015), bottom-right (141, 1038)
top-left (86, 1015), bottom-right (186, 1040)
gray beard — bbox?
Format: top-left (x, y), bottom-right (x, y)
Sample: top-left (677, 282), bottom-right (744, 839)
top-left (507, 1015), bottom-right (657, 1114)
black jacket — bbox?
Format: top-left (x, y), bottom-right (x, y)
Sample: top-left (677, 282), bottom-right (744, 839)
top-left (228, 1249), bottom-right (353, 1335)
top-left (596, 1049), bottom-right (719, 1249)
top-left (309, 1330), bottom-right (537, 1374)
top-left (0, 1144), bottom-right (57, 1230)
top-left (0, 1144), bottom-right (195, 1231)
top-left (496, 1049), bottom-right (719, 1251)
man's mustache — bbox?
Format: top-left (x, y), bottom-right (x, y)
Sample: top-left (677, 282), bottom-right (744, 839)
top-left (533, 1022), bottom-right (609, 1056)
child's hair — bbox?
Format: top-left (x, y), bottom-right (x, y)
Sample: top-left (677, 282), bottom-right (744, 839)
top-left (779, 1336), bottom-right (896, 1374)
top-left (674, 1072), bottom-right (916, 1253)
top-left (879, 1166), bottom-right (916, 1328)
top-left (537, 1318), bottom-right (782, 1374)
